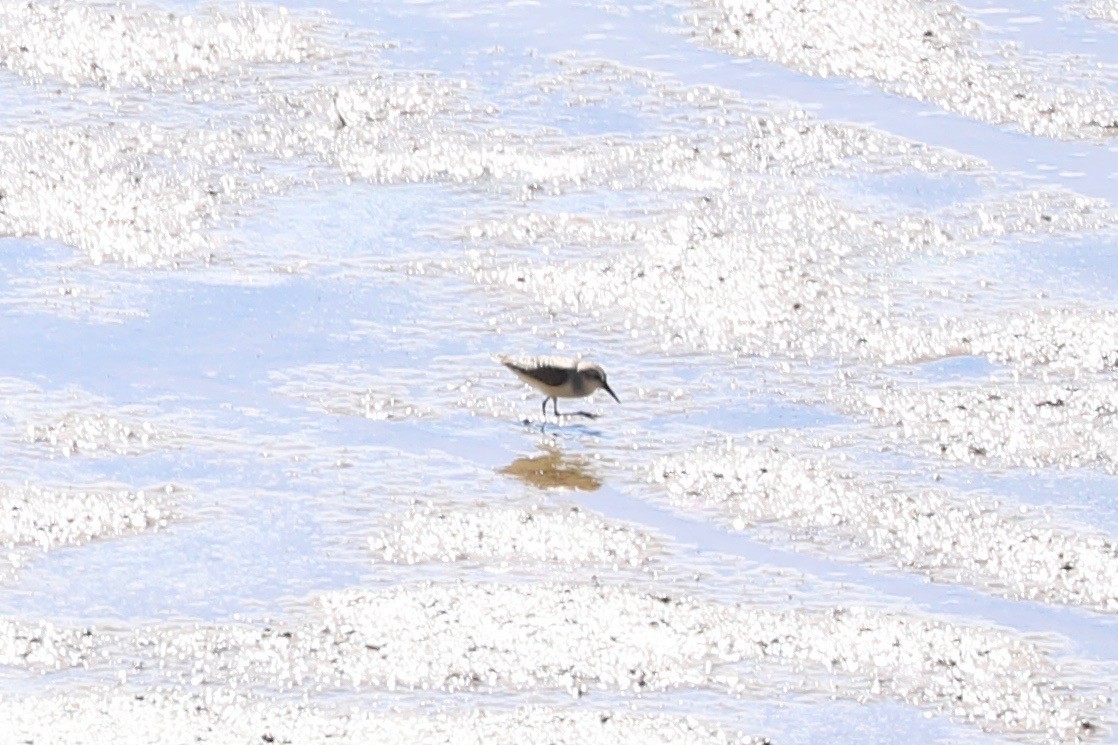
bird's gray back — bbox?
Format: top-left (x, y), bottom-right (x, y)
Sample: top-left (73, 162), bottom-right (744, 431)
top-left (500, 355), bottom-right (576, 388)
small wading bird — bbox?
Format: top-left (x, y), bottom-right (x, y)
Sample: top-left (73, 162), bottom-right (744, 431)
top-left (500, 355), bottom-right (620, 419)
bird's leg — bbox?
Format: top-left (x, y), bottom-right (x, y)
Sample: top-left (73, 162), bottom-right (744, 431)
top-left (553, 398), bottom-right (562, 417)
top-left (541, 397), bottom-right (550, 419)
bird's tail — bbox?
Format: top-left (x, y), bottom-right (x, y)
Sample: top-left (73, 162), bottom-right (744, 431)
top-left (497, 355), bottom-right (527, 374)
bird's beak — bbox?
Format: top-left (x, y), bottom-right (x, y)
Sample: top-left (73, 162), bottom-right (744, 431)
top-left (603, 382), bottom-right (620, 404)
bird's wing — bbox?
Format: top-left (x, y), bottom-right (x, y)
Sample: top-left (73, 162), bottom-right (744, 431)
top-left (501, 357), bottom-right (571, 387)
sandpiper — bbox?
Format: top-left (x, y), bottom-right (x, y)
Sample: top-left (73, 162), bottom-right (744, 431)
top-left (500, 355), bottom-right (620, 419)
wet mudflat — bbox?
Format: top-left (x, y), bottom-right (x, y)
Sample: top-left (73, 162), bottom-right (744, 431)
top-left (0, 0), bottom-right (1117, 743)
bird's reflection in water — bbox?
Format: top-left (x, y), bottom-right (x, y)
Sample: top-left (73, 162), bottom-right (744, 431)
top-left (499, 447), bottom-right (602, 492)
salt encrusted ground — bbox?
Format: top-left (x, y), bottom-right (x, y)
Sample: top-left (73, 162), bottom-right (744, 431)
top-left (1083, 0), bottom-right (1118, 24)
top-left (0, 0), bottom-right (1115, 742)
top-left (0, 378), bottom-right (180, 457)
top-left (842, 377), bottom-right (1118, 472)
top-left (24, 412), bottom-right (164, 458)
top-left (687, 0), bottom-right (1118, 139)
top-left (0, 377), bottom-right (330, 464)
top-left (6, 582), bottom-right (1082, 741)
top-left (0, 617), bottom-right (104, 670)
top-left (653, 439), bottom-right (1118, 611)
top-left (462, 184), bottom-right (1116, 368)
top-left (0, 125), bottom-right (285, 267)
top-left (0, 692), bottom-right (765, 745)
top-left (369, 503), bottom-right (656, 567)
top-left (0, 483), bottom-right (176, 582)
top-left (0, 3), bottom-right (325, 88)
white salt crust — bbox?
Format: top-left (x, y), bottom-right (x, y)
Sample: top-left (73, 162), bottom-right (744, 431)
top-left (1078, 0), bottom-right (1118, 23)
top-left (24, 412), bottom-right (162, 457)
top-left (688, 0), bottom-right (1118, 139)
top-left (0, 482), bottom-right (176, 581)
top-left (0, 692), bottom-right (764, 745)
top-left (0, 378), bottom-right (176, 457)
top-left (968, 308), bottom-right (1118, 373)
top-left (0, 618), bottom-right (102, 670)
top-left (125, 582), bottom-right (1100, 741)
top-left (262, 63), bottom-right (978, 272)
top-left (653, 442), bottom-right (1118, 611)
top-left (0, 3), bottom-right (323, 88)
top-left (0, 378), bottom-right (278, 459)
top-left (369, 504), bottom-right (655, 567)
top-left (0, 570), bottom-right (1100, 739)
top-left (844, 377), bottom-right (1118, 472)
top-left (0, 483), bottom-right (175, 553)
top-left (465, 186), bottom-right (1114, 368)
top-left (0, 126), bottom-right (282, 267)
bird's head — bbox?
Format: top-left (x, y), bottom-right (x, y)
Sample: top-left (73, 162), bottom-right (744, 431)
top-left (577, 362), bottom-right (620, 403)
